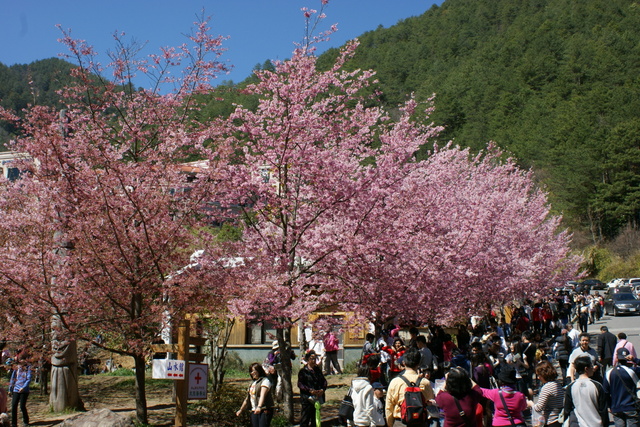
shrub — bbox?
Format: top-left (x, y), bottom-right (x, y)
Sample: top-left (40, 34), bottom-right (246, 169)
top-left (224, 351), bottom-right (245, 371)
top-left (188, 383), bottom-right (249, 426)
top-left (342, 360), bottom-right (359, 374)
top-left (582, 245), bottom-right (613, 278)
top-left (270, 413), bottom-right (291, 427)
top-left (599, 252), bottom-right (640, 281)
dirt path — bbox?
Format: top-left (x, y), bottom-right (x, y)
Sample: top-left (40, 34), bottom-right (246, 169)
top-left (24, 375), bottom-right (174, 426)
top-left (22, 373), bottom-right (353, 426)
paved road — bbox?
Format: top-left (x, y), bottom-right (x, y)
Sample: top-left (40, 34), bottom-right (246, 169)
top-left (589, 308), bottom-right (640, 350)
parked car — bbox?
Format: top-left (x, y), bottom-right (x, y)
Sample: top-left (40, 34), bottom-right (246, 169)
top-left (604, 292), bottom-right (640, 316)
top-left (604, 287), bottom-right (632, 305)
top-left (608, 278), bottom-right (626, 288)
top-left (581, 279), bottom-right (606, 290)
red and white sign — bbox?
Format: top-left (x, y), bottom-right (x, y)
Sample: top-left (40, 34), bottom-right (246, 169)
top-left (188, 364), bottom-right (208, 400)
top-left (152, 359), bottom-right (186, 379)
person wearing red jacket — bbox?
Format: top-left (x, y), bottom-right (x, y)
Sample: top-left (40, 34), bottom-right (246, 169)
top-left (381, 338), bottom-right (405, 382)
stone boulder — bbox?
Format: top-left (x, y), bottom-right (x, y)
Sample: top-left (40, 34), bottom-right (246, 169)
top-left (56, 409), bottom-right (135, 427)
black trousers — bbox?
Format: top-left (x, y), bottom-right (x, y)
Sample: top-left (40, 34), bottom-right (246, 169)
top-left (250, 409), bottom-right (273, 427)
top-left (324, 350), bottom-right (341, 375)
top-left (300, 399), bottom-right (318, 427)
top-left (11, 391), bottom-right (29, 427)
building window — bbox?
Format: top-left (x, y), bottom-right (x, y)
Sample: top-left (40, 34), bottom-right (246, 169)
top-left (246, 321), bottom-right (277, 344)
top-left (7, 167), bottom-right (20, 181)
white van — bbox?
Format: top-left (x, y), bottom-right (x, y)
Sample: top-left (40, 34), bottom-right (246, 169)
top-left (608, 278), bottom-right (626, 288)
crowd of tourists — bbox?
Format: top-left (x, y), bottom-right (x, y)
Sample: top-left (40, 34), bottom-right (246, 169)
top-left (343, 290), bottom-right (640, 427)
top-left (236, 290), bottom-right (640, 427)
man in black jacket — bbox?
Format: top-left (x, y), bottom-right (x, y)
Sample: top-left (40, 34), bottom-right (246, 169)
top-left (597, 325), bottom-right (618, 371)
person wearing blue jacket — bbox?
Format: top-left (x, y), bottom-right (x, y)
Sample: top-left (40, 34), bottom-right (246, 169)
top-left (9, 360), bottom-right (31, 427)
top-left (603, 347), bottom-right (640, 427)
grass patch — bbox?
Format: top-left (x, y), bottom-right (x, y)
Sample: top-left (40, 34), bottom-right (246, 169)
top-left (222, 368), bottom-right (247, 379)
top-left (47, 405), bottom-right (78, 415)
top-left (147, 378), bottom-right (174, 390)
top-left (101, 368), bottom-right (136, 376)
top-left (109, 377), bottom-right (136, 390)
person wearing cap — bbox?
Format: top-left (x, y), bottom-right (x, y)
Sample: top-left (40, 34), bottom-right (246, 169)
top-left (371, 382), bottom-right (386, 427)
top-left (478, 364), bottom-right (528, 426)
top-left (264, 341), bottom-right (281, 401)
top-left (603, 347), bottom-right (640, 427)
top-left (266, 340), bottom-right (280, 366)
top-left (564, 355), bottom-right (608, 427)
top-left (613, 333), bottom-right (638, 366)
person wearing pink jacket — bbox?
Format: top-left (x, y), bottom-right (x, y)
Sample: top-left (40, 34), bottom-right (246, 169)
top-left (612, 332), bottom-right (637, 365)
top-left (323, 330), bottom-right (342, 375)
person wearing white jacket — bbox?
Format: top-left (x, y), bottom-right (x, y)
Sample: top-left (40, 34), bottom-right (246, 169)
top-left (351, 366), bottom-right (376, 427)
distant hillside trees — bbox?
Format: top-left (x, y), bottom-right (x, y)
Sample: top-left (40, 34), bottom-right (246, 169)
top-left (0, 58), bottom-right (75, 145)
top-left (322, 0), bottom-right (640, 241)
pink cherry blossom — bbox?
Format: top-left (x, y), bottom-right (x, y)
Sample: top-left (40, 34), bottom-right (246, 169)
top-left (0, 16), bottom-right (230, 425)
top-left (202, 40), bottom-right (580, 421)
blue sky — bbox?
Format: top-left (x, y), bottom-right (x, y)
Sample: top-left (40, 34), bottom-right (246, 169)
top-left (1, 1), bottom-right (441, 86)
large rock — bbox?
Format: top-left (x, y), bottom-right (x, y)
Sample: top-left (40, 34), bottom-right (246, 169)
top-left (56, 409), bottom-right (135, 427)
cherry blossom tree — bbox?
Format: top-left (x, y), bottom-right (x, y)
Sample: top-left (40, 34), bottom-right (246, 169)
top-left (0, 19), bottom-right (230, 423)
top-left (205, 21), bottom-right (580, 423)
top-left (336, 143), bottom-right (581, 328)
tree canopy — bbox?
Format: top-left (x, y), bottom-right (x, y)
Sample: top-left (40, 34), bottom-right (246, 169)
top-left (3, 0), bottom-right (639, 241)
top-left (0, 20), bottom-right (230, 424)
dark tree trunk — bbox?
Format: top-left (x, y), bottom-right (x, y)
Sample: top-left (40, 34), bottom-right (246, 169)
top-left (133, 353), bottom-right (148, 424)
top-left (277, 328), bottom-right (295, 423)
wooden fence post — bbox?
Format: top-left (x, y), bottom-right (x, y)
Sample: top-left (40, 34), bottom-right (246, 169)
top-left (175, 319), bottom-right (190, 426)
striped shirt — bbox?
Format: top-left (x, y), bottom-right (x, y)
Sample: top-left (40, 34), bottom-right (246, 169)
top-left (533, 381), bottom-right (564, 425)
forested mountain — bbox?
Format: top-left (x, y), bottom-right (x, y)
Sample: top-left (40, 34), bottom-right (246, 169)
top-left (320, 0), bottom-right (640, 242)
top-left (0, 58), bottom-right (75, 142)
top-left (1, 0), bottom-right (639, 244)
